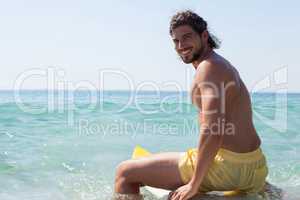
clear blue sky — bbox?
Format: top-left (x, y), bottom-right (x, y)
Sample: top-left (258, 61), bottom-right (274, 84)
top-left (0, 0), bottom-right (299, 92)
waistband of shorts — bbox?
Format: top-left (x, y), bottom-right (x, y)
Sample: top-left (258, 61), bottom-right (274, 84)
top-left (216, 147), bottom-right (265, 163)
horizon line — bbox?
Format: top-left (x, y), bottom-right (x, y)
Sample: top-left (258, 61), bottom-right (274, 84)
top-left (0, 89), bottom-right (299, 94)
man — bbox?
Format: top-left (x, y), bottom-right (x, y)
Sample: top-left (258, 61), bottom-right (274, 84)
top-left (114, 10), bottom-right (268, 200)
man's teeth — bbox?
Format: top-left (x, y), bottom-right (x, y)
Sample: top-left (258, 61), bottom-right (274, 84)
top-left (182, 49), bottom-right (192, 55)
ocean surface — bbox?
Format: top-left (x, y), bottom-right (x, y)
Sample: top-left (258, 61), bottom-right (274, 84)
top-left (0, 90), bottom-right (299, 200)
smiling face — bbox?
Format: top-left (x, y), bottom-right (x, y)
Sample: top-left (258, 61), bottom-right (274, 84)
top-left (171, 25), bottom-right (206, 64)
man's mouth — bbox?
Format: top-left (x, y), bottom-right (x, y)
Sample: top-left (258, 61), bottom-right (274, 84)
top-left (180, 48), bottom-right (193, 56)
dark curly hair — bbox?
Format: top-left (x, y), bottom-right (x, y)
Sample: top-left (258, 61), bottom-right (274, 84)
top-left (169, 10), bottom-right (220, 49)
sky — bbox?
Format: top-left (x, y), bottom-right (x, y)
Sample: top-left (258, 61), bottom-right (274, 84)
top-left (0, 0), bottom-right (299, 92)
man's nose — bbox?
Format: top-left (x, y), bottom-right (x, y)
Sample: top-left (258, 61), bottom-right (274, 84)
top-left (178, 41), bottom-right (186, 50)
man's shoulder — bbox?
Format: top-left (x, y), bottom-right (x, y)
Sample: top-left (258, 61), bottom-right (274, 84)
top-left (196, 54), bottom-right (239, 84)
top-left (195, 57), bottom-right (229, 82)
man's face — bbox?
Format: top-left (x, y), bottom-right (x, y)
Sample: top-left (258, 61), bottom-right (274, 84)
top-left (171, 25), bottom-right (204, 64)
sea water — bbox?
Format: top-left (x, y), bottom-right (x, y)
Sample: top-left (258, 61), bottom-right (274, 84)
top-left (0, 90), bottom-right (299, 200)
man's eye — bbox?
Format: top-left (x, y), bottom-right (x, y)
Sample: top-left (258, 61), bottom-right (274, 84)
top-left (183, 36), bottom-right (190, 40)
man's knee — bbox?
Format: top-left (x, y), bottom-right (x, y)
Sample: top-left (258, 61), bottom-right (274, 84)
top-left (115, 160), bottom-right (136, 182)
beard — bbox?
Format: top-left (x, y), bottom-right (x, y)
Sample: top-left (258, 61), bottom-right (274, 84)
top-left (180, 45), bottom-right (204, 64)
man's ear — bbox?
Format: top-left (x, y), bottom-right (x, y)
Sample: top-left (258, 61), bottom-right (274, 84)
top-left (201, 30), bottom-right (209, 41)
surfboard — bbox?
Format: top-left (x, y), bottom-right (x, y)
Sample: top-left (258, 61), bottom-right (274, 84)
top-left (131, 145), bottom-right (283, 200)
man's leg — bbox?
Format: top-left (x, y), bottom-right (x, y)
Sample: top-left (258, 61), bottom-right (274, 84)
top-left (114, 152), bottom-right (185, 195)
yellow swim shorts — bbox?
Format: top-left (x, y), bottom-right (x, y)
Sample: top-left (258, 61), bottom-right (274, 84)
top-left (178, 147), bottom-right (268, 194)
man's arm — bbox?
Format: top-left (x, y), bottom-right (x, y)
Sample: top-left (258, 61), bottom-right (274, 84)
top-left (189, 61), bottom-right (226, 190)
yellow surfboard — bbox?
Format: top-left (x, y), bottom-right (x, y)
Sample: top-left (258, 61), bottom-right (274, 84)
top-left (132, 145), bottom-right (151, 159)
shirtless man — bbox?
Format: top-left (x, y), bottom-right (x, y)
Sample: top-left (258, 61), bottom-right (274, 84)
top-left (114, 10), bottom-right (268, 200)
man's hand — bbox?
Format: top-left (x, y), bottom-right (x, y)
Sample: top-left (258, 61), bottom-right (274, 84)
top-left (168, 182), bottom-right (199, 200)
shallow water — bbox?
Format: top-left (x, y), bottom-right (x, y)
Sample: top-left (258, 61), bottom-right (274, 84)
top-left (0, 90), bottom-right (299, 199)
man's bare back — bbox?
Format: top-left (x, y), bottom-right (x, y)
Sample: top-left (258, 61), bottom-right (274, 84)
top-left (191, 52), bottom-right (261, 153)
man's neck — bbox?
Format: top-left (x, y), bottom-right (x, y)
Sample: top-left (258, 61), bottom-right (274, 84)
top-left (192, 47), bottom-right (213, 70)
